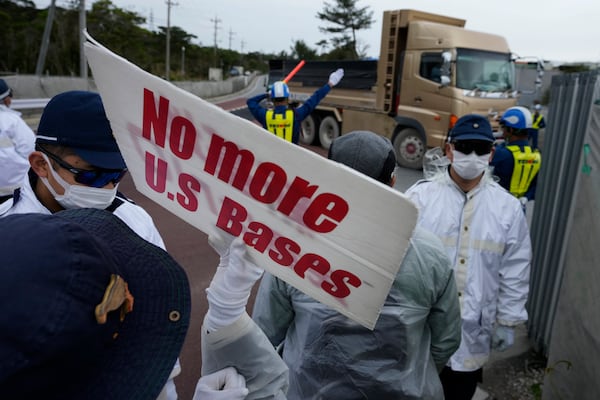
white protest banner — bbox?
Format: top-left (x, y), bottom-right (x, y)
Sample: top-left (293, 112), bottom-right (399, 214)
top-left (84, 35), bottom-right (418, 329)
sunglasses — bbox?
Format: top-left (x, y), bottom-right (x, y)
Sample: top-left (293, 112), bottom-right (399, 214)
top-left (452, 140), bottom-right (493, 156)
top-left (39, 146), bottom-right (127, 188)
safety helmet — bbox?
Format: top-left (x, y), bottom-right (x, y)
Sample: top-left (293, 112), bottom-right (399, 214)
top-left (500, 106), bottom-right (533, 130)
top-left (270, 81), bottom-right (289, 99)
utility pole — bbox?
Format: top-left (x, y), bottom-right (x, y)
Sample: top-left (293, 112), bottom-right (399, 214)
top-left (210, 15), bottom-right (221, 68)
top-left (165, 0), bottom-right (178, 81)
top-left (79, 0), bottom-right (87, 83)
top-left (36, 0), bottom-right (56, 76)
top-left (181, 46), bottom-right (185, 76)
top-left (228, 28), bottom-right (236, 50)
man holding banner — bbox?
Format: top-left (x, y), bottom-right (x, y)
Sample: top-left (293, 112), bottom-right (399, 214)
top-left (246, 67), bottom-right (344, 144)
top-left (83, 34), bottom-right (436, 398)
top-left (252, 131), bottom-right (461, 399)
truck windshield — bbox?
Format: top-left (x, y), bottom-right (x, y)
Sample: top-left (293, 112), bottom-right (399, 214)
top-left (455, 48), bottom-right (514, 92)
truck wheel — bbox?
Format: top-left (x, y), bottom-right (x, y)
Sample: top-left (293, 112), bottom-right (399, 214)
top-left (318, 116), bottom-right (340, 150)
top-left (300, 114), bottom-right (319, 145)
top-left (393, 128), bottom-right (426, 169)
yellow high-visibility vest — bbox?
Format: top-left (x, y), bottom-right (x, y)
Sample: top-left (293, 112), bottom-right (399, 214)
top-left (266, 109), bottom-right (294, 142)
top-left (507, 145), bottom-right (541, 197)
top-left (532, 114), bottom-right (544, 129)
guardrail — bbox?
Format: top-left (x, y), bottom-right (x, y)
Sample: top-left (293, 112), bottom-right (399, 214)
top-left (11, 98), bottom-right (50, 110)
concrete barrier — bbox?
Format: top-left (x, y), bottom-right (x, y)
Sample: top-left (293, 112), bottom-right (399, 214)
top-left (2, 74), bottom-right (253, 102)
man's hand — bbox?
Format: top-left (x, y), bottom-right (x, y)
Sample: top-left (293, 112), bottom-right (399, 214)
top-left (491, 325), bottom-right (515, 352)
top-left (193, 367), bottom-right (249, 400)
top-left (328, 68), bottom-right (344, 87)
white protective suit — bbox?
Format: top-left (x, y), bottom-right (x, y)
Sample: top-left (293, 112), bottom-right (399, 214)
top-left (252, 227), bottom-right (462, 400)
top-left (201, 312), bottom-right (289, 400)
top-left (0, 105), bottom-right (34, 196)
top-left (2, 172), bottom-right (165, 248)
top-left (405, 170), bottom-right (531, 372)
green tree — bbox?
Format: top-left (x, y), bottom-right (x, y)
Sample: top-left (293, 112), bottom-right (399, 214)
top-left (316, 0), bottom-right (374, 60)
top-left (290, 40), bottom-right (318, 60)
top-left (558, 64), bottom-right (591, 73)
top-left (0, 0), bottom-right (44, 73)
top-left (88, 0), bottom-right (156, 72)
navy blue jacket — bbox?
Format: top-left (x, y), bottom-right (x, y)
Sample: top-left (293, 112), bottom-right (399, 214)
top-left (247, 84), bottom-right (331, 144)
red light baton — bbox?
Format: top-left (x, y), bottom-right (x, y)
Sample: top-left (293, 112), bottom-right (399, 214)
top-left (282, 60), bottom-right (306, 83)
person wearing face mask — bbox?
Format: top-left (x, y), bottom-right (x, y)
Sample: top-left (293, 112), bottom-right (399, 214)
top-left (0, 90), bottom-right (181, 399)
top-left (2, 90), bottom-right (163, 245)
top-left (405, 114), bottom-right (532, 400)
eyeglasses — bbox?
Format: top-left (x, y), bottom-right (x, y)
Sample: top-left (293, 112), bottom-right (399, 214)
top-left (38, 146), bottom-right (127, 188)
top-left (452, 140), bottom-right (493, 156)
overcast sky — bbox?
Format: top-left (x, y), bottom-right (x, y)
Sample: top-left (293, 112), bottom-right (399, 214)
top-left (35, 0), bottom-right (599, 64)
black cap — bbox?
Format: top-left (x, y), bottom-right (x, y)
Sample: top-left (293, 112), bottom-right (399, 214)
top-left (36, 91), bottom-right (127, 169)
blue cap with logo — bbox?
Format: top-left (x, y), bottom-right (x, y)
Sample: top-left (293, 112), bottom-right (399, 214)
top-left (449, 114), bottom-right (494, 142)
top-left (36, 91), bottom-right (127, 170)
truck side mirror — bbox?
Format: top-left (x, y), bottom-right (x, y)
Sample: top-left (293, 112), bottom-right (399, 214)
top-left (439, 51), bottom-right (452, 87)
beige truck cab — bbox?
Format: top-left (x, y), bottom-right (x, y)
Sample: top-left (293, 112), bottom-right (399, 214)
top-left (271, 9), bottom-right (524, 169)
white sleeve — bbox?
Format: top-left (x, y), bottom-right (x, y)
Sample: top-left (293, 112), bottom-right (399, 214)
top-left (202, 313), bottom-right (288, 400)
top-left (9, 117), bottom-right (35, 160)
top-left (112, 200), bottom-right (166, 249)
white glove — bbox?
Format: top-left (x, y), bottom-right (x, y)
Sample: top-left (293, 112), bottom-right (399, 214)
top-left (193, 367), bottom-right (249, 400)
top-left (208, 233), bottom-right (232, 268)
top-left (204, 238), bottom-right (264, 332)
top-left (328, 68), bottom-right (344, 86)
top-left (519, 197), bottom-right (528, 207)
top-left (491, 325), bottom-right (515, 352)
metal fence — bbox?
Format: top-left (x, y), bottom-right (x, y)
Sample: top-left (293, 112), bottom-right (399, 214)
top-left (528, 70), bottom-right (599, 357)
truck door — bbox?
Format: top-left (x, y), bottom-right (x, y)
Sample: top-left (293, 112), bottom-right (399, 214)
top-left (400, 52), bottom-right (453, 148)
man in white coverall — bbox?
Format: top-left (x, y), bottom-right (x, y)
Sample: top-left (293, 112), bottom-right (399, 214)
top-left (252, 130), bottom-right (462, 399)
top-left (405, 114), bottom-right (531, 400)
top-left (0, 78), bottom-right (34, 208)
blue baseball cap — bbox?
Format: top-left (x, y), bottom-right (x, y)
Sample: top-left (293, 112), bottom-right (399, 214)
top-left (449, 114), bottom-right (494, 142)
top-left (0, 209), bottom-right (191, 399)
top-left (36, 91), bottom-right (127, 170)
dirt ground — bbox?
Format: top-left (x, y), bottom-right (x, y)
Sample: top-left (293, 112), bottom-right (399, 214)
top-left (480, 349), bottom-right (547, 400)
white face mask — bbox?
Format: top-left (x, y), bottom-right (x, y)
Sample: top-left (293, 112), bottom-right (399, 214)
top-left (451, 150), bottom-right (490, 180)
top-left (40, 154), bottom-right (118, 210)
